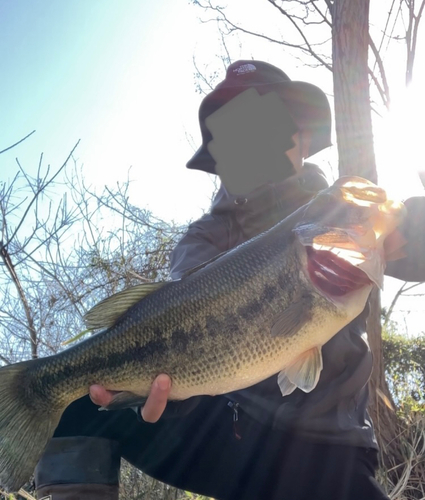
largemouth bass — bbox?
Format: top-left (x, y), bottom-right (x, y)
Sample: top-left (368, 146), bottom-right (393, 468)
top-left (0, 177), bottom-right (405, 492)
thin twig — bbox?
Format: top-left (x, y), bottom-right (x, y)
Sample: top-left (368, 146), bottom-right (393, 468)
top-left (0, 352), bottom-right (11, 365)
top-left (0, 130), bottom-right (36, 155)
top-left (369, 34), bottom-right (390, 107)
top-left (384, 281), bottom-right (424, 325)
top-left (5, 141), bottom-right (80, 248)
top-left (0, 241), bottom-right (38, 358)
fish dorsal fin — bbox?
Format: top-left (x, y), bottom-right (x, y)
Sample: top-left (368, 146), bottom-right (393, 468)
top-left (278, 346), bottom-right (323, 395)
top-left (181, 250), bottom-right (229, 279)
top-left (271, 300), bottom-right (309, 337)
top-left (84, 282), bottom-right (167, 329)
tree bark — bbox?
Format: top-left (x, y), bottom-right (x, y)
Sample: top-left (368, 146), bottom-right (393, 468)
top-left (332, 0), bottom-right (377, 182)
top-left (367, 287), bottom-right (403, 468)
top-left (331, 0), bottom-right (400, 469)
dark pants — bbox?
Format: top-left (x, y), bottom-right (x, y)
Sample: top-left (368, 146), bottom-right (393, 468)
top-left (51, 395), bottom-right (389, 500)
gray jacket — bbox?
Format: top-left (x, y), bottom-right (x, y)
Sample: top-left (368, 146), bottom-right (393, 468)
top-left (168, 164), bottom-right (425, 449)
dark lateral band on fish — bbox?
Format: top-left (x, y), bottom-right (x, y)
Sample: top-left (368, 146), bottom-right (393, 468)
top-left (0, 176), bottom-right (405, 492)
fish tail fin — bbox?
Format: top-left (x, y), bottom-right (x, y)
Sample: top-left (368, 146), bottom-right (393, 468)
top-left (0, 360), bottom-right (63, 492)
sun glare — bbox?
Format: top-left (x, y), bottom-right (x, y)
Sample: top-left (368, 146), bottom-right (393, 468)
top-left (374, 81), bottom-right (425, 336)
top-left (374, 82), bottom-right (425, 203)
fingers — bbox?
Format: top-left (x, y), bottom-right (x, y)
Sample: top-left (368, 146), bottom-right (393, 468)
top-left (89, 374), bottom-right (171, 423)
top-left (141, 374), bottom-right (172, 423)
top-left (89, 384), bottom-right (114, 407)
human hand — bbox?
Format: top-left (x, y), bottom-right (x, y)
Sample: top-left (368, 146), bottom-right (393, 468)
top-left (89, 373), bottom-right (172, 423)
top-left (385, 197), bottom-right (425, 281)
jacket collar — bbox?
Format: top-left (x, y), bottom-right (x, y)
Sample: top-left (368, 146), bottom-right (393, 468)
top-left (211, 163), bottom-right (329, 240)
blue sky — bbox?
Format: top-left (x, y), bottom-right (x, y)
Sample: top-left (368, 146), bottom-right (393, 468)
top-left (0, 0), bottom-right (217, 221)
top-left (1, 0), bottom-right (425, 332)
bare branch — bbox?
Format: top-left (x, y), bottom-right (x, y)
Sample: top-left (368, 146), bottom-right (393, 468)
top-left (4, 141), bottom-right (80, 247)
top-left (368, 35), bottom-right (391, 108)
top-left (0, 353), bottom-right (11, 365)
top-left (195, 0), bottom-right (332, 71)
top-left (407, 0), bottom-right (425, 84)
top-left (267, 0), bottom-right (332, 70)
top-left (374, 0), bottom-right (397, 61)
top-left (0, 130), bottom-right (36, 155)
top-left (310, 1), bottom-right (333, 27)
top-left (384, 281), bottom-right (424, 325)
top-left (368, 67), bottom-right (389, 111)
top-left (0, 241), bottom-right (38, 358)
top-left (192, 55), bottom-right (215, 94)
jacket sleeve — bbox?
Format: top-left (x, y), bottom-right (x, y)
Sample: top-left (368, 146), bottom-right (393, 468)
top-left (385, 197), bottom-right (425, 282)
top-left (169, 212), bottom-right (231, 279)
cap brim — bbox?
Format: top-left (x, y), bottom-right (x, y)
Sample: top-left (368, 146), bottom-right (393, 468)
top-left (186, 144), bottom-right (216, 174)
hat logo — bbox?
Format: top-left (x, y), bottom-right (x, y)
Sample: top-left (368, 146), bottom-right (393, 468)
top-left (233, 63), bottom-right (257, 75)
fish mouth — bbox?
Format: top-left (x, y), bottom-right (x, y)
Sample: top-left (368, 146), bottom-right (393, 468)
top-left (306, 246), bottom-right (372, 297)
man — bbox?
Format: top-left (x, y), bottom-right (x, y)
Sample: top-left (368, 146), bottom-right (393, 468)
top-left (36, 60), bottom-right (420, 500)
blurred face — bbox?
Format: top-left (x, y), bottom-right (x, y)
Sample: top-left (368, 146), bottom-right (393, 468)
top-left (205, 89), bottom-right (311, 195)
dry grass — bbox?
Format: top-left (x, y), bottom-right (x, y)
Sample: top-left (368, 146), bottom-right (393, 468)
top-left (0, 488), bottom-right (36, 500)
top-left (378, 412), bottom-right (425, 500)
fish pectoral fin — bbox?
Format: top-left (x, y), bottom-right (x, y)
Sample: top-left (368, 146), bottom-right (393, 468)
top-left (282, 346), bottom-right (323, 393)
top-left (277, 371), bottom-right (297, 396)
top-left (99, 391), bottom-right (148, 411)
top-left (84, 282), bottom-right (167, 329)
top-left (271, 300), bottom-right (309, 337)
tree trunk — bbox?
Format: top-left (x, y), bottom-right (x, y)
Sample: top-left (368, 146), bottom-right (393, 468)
top-left (331, 0), bottom-right (400, 469)
top-left (332, 0), bottom-right (376, 182)
top-left (366, 287), bottom-right (403, 469)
